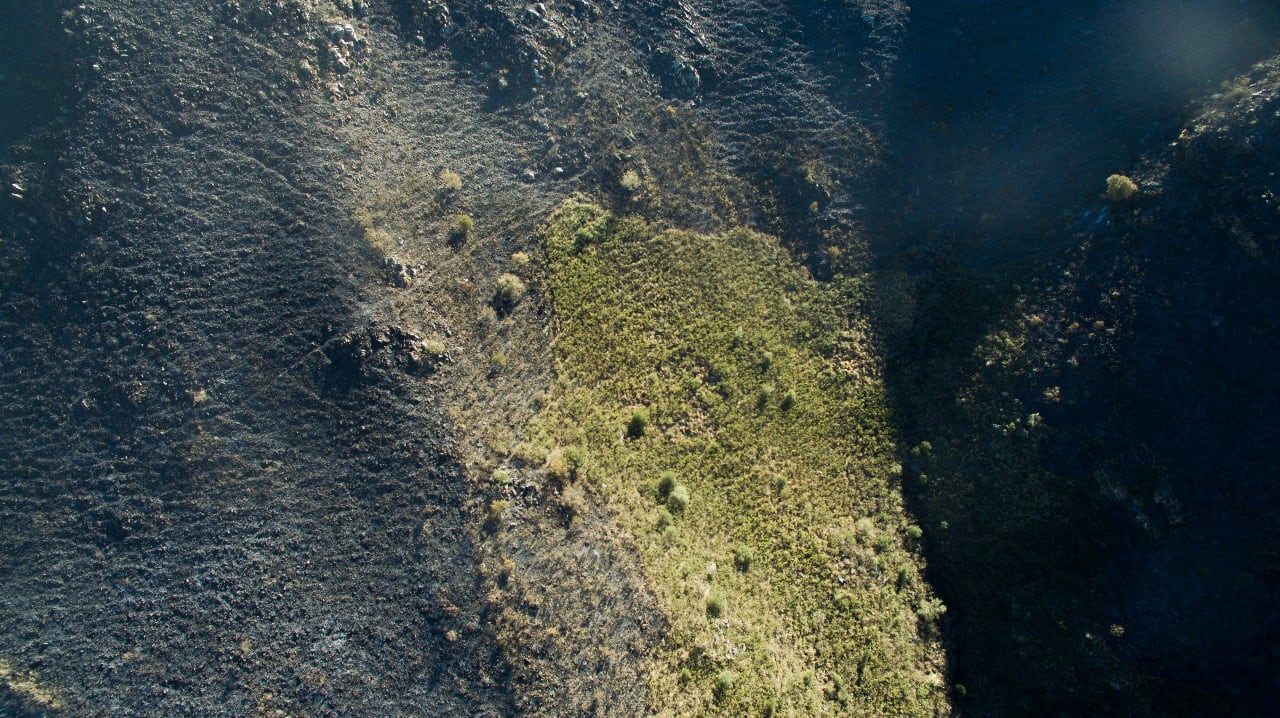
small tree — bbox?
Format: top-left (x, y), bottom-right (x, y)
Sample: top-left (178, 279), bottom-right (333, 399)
top-left (657, 470), bottom-right (677, 499)
top-left (780, 388), bottom-right (797, 411)
top-left (714, 670), bottom-right (736, 699)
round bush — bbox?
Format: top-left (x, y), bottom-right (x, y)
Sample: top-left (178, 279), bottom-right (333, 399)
top-left (668, 484), bottom-right (690, 512)
top-left (496, 273), bottom-right (527, 303)
top-left (656, 508), bottom-right (674, 529)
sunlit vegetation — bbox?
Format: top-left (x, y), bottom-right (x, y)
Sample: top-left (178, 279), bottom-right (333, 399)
top-left (451, 213), bottom-right (475, 242)
top-left (521, 200), bottom-right (949, 716)
top-left (1105, 173), bottom-right (1138, 203)
top-left (494, 272), bottom-right (527, 306)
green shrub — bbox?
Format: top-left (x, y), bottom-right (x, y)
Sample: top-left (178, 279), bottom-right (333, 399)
top-left (1104, 173), bottom-right (1138, 203)
top-left (451, 213), bottom-right (474, 241)
top-left (563, 445), bottom-right (587, 475)
top-left (545, 448), bottom-right (572, 482)
top-left (896, 564), bottom-right (914, 589)
top-left (510, 251), bottom-right (531, 267)
top-left (733, 544), bottom-right (754, 571)
top-left (484, 499), bottom-right (510, 532)
top-left (917, 596), bottom-right (947, 623)
top-left (707, 593), bottom-right (726, 618)
top-left (780, 388), bottom-right (797, 411)
top-left (619, 169), bottom-right (643, 192)
top-left (855, 517), bottom-right (876, 542)
top-left (495, 273), bottom-right (527, 305)
top-left (656, 508), bottom-right (674, 529)
top-left (757, 383), bottom-right (775, 409)
top-left (668, 484), bottom-right (690, 512)
top-left (714, 669), bottom-right (736, 699)
top-left (657, 470), bottom-right (678, 499)
top-left (440, 170), bottom-right (463, 192)
top-left (627, 407), bottom-right (650, 437)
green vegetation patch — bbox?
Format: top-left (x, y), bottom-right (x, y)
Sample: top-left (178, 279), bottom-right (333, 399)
top-left (524, 200), bottom-right (949, 716)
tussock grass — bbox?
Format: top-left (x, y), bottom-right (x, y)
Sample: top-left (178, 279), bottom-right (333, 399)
top-left (524, 201), bottom-right (949, 716)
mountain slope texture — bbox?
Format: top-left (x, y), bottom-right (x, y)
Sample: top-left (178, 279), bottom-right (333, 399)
top-left (1, 1), bottom-right (1278, 716)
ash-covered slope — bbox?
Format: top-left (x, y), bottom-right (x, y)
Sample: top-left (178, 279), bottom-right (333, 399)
top-left (0, 2), bottom-right (519, 715)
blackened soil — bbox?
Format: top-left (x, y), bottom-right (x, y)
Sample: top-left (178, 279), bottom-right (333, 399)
top-left (0, 2), bottom-right (516, 714)
top-left (0, 1), bottom-right (83, 153)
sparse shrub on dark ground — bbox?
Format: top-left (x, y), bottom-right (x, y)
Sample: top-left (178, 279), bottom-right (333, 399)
top-left (492, 272), bottom-right (527, 311)
top-left (450, 212), bottom-right (474, 243)
top-left (1104, 173), bottom-right (1138, 203)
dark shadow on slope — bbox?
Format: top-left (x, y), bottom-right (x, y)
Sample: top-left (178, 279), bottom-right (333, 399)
top-left (874, 0), bottom-right (1280, 264)
top-left (0, 1), bottom-right (82, 153)
top-left (867, 1), bottom-right (1280, 716)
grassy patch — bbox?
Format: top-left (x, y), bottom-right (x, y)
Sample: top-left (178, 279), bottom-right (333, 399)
top-left (523, 200), bottom-right (949, 716)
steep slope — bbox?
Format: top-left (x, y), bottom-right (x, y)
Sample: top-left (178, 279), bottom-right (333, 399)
top-left (5, 0), bottom-right (1276, 716)
top-left (0, 2), bottom-right (521, 714)
top-left (883, 37), bottom-right (1280, 718)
